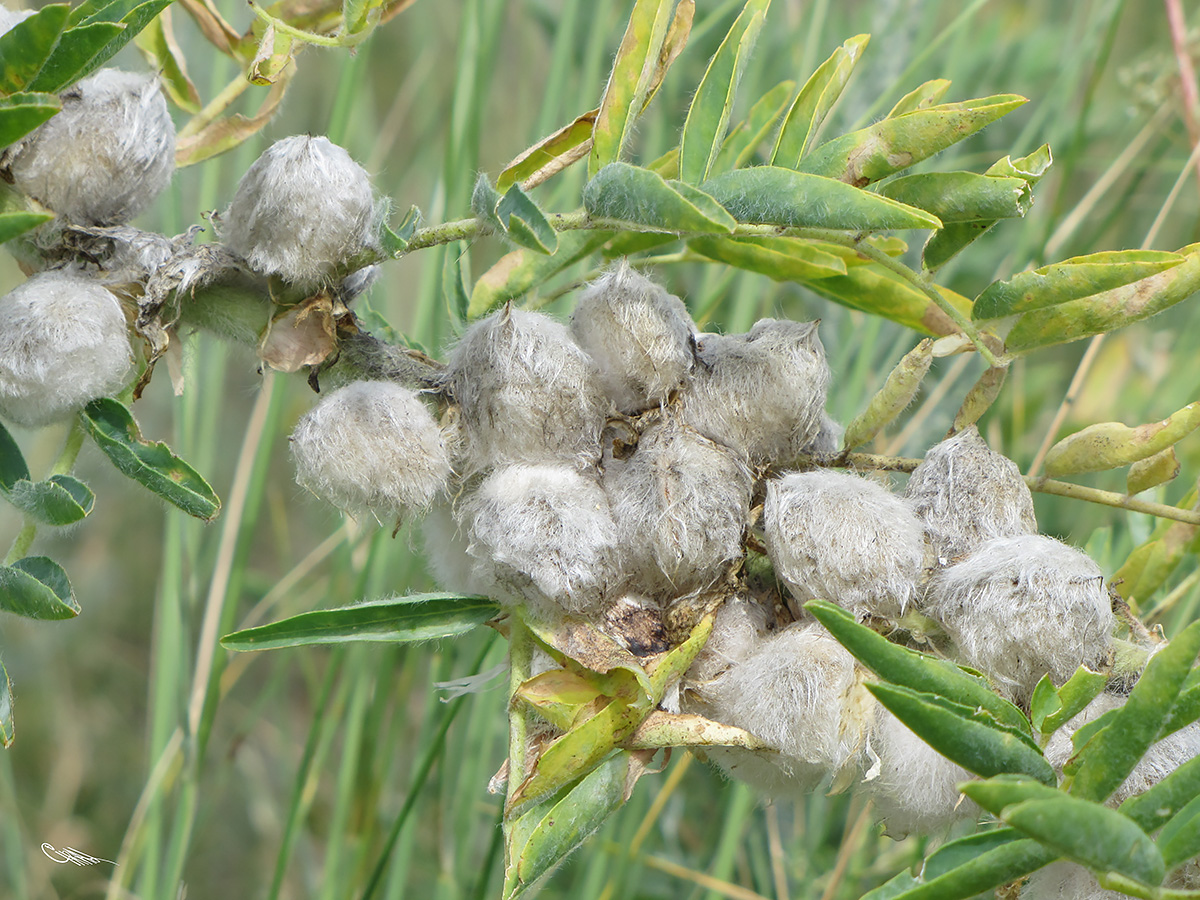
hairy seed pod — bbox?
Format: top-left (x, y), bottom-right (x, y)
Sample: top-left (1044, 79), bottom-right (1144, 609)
top-left (925, 535), bottom-right (1113, 703)
top-left (904, 425), bottom-right (1037, 563)
top-left (685, 594), bottom-right (773, 685)
top-left (688, 623), bottom-right (867, 797)
top-left (461, 463), bottom-right (618, 614)
top-left (1045, 692), bottom-right (1200, 805)
top-left (764, 470), bottom-right (925, 620)
top-left (445, 306), bottom-right (608, 474)
top-left (605, 417), bottom-right (752, 599)
top-left (569, 260), bottom-right (697, 412)
top-left (865, 706), bottom-right (978, 837)
top-left (0, 270), bottom-right (132, 427)
top-left (681, 318), bottom-right (830, 464)
top-left (842, 338), bottom-right (933, 451)
top-left (223, 135), bottom-right (379, 287)
top-left (290, 381), bottom-right (451, 520)
top-left (7, 69), bottom-right (175, 225)
top-left (420, 498), bottom-right (498, 598)
top-left (1020, 862), bottom-right (1125, 900)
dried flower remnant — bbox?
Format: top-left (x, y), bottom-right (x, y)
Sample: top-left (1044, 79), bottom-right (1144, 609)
top-left (461, 463), bottom-right (618, 615)
top-left (0, 270), bottom-right (132, 427)
top-left (764, 470), bottom-right (925, 621)
top-left (223, 135), bottom-right (379, 288)
top-left (290, 380), bottom-right (451, 520)
top-left (569, 260), bottom-right (697, 413)
top-left (445, 306), bottom-right (608, 474)
top-left (681, 318), bottom-right (830, 464)
top-left (924, 534), bottom-right (1113, 703)
top-left (604, 417), bottom-right (752, 600)
top-left (904, 426), bottom-right (1037, 563)
top-left (6, 69), bottom-right (176, 226)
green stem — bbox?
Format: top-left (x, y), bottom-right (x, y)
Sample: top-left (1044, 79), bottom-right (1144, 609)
top-left (502, 617), bottom-right (534, 898)
top-left (246, 1), bottom-right (347, 47)
top-left (3, 420), bottom-right (88, 564)
top-left (3, 522), bottom-right (35, 566)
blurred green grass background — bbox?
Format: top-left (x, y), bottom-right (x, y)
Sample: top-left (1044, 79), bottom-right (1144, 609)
top-left (2, 0), bottom-right (1199, 897)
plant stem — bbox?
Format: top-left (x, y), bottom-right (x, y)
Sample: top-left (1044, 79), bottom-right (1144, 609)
top-left (502, 616), bottom-right (533, 898)
top-left (246, 0), bottom-right (347, 47)
top-left (3, 420), bottom-right (89, 564)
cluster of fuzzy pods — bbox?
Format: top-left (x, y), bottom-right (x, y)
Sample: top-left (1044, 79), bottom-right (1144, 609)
top-left (0, 6), bottom-right (383, 431)
top-left (287, 260), bottom-right (1197, 844)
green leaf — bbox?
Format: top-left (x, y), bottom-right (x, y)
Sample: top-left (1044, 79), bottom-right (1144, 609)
top-left (496, 184), bottom-right (559, 255)
top-left (509, 753), bottom-right (631, 898)
top-left (1039, 667), bottom-right (1106, 736)
top-left (771, 34), bottom-right (870, 168)
top-left (381, 204), bottom-right (421, 257)
top-left (710, 79), bottom-right (794, 174)
top-left (0, 656), bottom-right (12, 748)
top-left (0, 556), bottom-right (78, 620)
top-left (1128, 448), bottom-right (1181, 496)
top-left (1120, 753), bottom-right (1200, 833)
top-left (342, 0), bottom-right (383, 35)
top-left (0, 211), bottom-right (55, 245)
top-left (134, 13), bottom-right (201, 113)
top-left (0, 421), bottom-right (30, 487)
top-left (921, 828), bottom-right (1025, 879)
top-left (0, 4), bottom-right (70, 93)
top-left (842, 339), bottom-right (934, 449)
top-left (1044, 399), bottom-right (1200, 478)
top-left (807, 600), bottom-right (1031, 733)
top-left (798, 94), bottom-right (1029, 186)
top-left (879, 838), bottom-right (1054, 900)
top-left (868, 683), bottom-right (1054, 783)
top-left (1160, 674), bottom-right (1200, 739)
top-left (471, 172), bottom-right (503, 229)
top-left (26, 21), bottom-right (125, 94)
top-left (886, 78), bottom-right (951, 118)
top-left (1156, 794), bottom-right (1200, 869)
top-left (1002, 798), bottom-right (1164, 885)
top-left (518, 669), bottom-right (606, 731)
top-left (468, 231), bottom-right (612, 319)
top-left (7, 475), bottom-right (94, 526)
top-left (1029, 677), bottom-right (1061, 735)
top-left (442, 241), bottom-right (469, 331)
top-left (1112, 496), bottom-right (1200, 607)
top-left (221, 593), bottom-right (501, 651)
top-left (497, 109), bottom-right (598, 193)
top-left (583, 162), bottom-right (736, 233)
top-left (960, 774), bottom-right (1069, 816)
top-left (1065, 707), bottom-right (1123, 774)
top-left (678, 0), bottom-right (768, 184)
top-left (1070, 620), bottom-right (1200, 802)
top-left (1006, 243), bottom-right (1200, 352)
top-left (975, 250), bottom-right (1186, 320)
top-left (688, 235), bottom-right (847, 281)
top-left (81, 398), bottom-right (221, 521)
top-left (879, 172), bottom-right (1030, 224)
top-left (0, 92), bottom-right (62, 149)
top-left (589, 0), bottom-right (680, 177)
top-left (41, 0), bottom-right (175, 91)
top-left (701, 167), bottom-right (941, 230)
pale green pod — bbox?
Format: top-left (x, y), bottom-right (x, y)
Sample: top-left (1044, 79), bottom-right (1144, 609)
top-left (1044, 401), bottom-right (1200, 477)
top-left (1127, 447), bottom-right (1181, 496)
top-left (842, 339), bottom-right (933, 450)
top-left (951, 364), bottom-right (1008, 434)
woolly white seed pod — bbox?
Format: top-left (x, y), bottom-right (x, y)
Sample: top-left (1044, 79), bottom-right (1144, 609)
top-left (1045, 692), bottom-right (1200, 805)
top-left (0, 270), bottom-right (132, 427)
top-left (690, 623), bottom-right (867, 796)
top-left (1020, 862), bottom-right (1124, 900)
top-left (802, 411), bottom-right (843, 454)
top-left (925, 535), bottom-right (1113, 703)
top-left (460, 463), bottom-right (618, 614)
top-left (420, 498), bottom-right (498, 598)
top-left (764, 470), bottom-right (925, 621)
top-left (569, 261), bottom-right (696, 413)
top-left (681, 318), bottom-right (829, 464)
top-left (685, 594), bottom-right (773, 685)
top-left (904, 426), bottom-right (1037, 563)
top-left (7, 69), bottom-right (175, 226)
top-left (223, 135), bottom-right (378, 287)
top-left (605, 418), bottom-right (752, 599)
top-left (445, 307), bottom-right (608, 474)
top-left (865, 706), bottom-right (978, 837)
top-left (290, 381), bottom-right (451, 520)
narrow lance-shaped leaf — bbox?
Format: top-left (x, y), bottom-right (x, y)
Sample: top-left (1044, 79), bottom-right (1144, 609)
top-left (65, 0), bottom-right (177, 85)
top-left (0, 556), bottom-right (78, 620)
top-left (798, 94), bottom-right (1028, 186)
top-left (1159, 667), bottom-right (1200, 738)
top-left (842, 338), bottom-right (933, 449)
top-left (880, 172), bottom-right (1030, 225)
top-left (688, 235), bottom-right (848, 282)
top-left (0, 656), bottom-right (11, 748)
top-left (808, 600), bottom-right (1030, 733)
top-left (469, 231), bottom-right (612, 319)
top-left (771, 33), bottom-right (870, 168)
top-left (497, 109), bottom-right (598, 192)
top-left (1043, 399), bottom-right (1200, 477)
top-left (1037, 667), bottom-right (1107, 736)
top-left (381, 204), bottom-right (421, 257)
top-left (869, 683), bottom-right (1054, 783)
top-left (886, 78), bottom-right (951, 117)
top-left (701, 167), bottom-right (941, 230)
top-left (496, 184), bottom-right (558, 255)
top-left (0, 93), bottom-right (62, 149)
top-left (1120, 752), bottom-right (1200, 832)
top-left (1070, 619), bottom-right (1200, 802)
top-left (710, 79), bottom-right (794, 174)
top-left (589, 0), bottom-right (680, 177)
top-left (1155, 794), bottom-right (1200, 869)
top-left (0, 211), bottom-right (55, 246)
top-left (221, 593), bottom-right (501, 650)
top-left (1128, 448), bottom-right (1180, 496)
top-left (0, 4), bottom-right (70, 94)
top-left (134, 9), bottom-right (201, 113)
top-left (1006, 243), bottom-right (1200, 352)
top-left (975, 249), bottom-right (1186, 320)
top-left (25, 21), bottom-right (125, 94)
top-left (0, 420), bottom-right (30, 487)
top-left (81, 398), bottom-right (221, 521)
top-left (583, 162), bottom-right (736, 233)
top-left (678, 0), bottom-right (768, 184)
top-left (875, 839), bottom-right (1055, 900)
